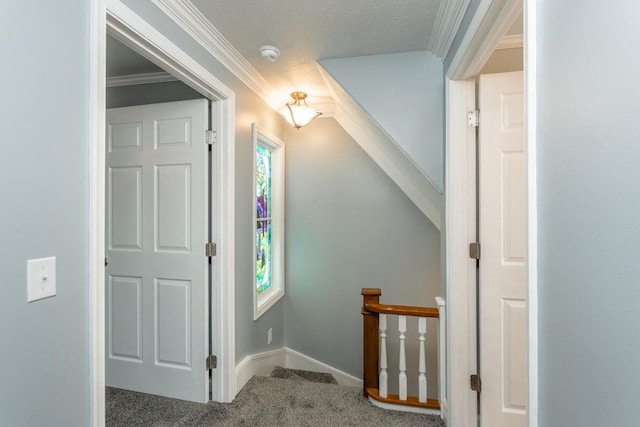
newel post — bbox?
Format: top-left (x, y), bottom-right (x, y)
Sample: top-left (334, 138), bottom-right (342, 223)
top-left (361, 288), bottom-right (382, 397)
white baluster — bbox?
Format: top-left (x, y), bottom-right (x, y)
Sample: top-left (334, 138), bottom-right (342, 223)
top-left (418, 317), bottom-right (427, 403)
top-left (398, 315), bottom-right (407, 400)
top-left (379, 314), bottom-right (388, 398)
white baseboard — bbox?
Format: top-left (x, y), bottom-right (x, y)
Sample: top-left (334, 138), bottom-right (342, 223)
top-left (368, 396), bottom-right (440, 416)
top-left (440, 397), bottom-right (448, 421)
top-left (234, 348), bottom-right (285, 394)
top-left (284, 348), bottom-right (362, 388)
top-left (234, 347), bottom-right (362, 395)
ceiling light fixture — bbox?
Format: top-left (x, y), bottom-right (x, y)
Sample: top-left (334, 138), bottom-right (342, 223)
top-left (279, 92), bottom-right (322, 129)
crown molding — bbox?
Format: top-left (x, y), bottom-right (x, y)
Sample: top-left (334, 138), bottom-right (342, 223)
top-left (428, 0), bottom-right (472, 59)
top-left (152, 0), bottom-right (276, 108)
top-left (106, 71), bottom-right (178, 87)
top-left (495, 34), bottom-right (523, 50)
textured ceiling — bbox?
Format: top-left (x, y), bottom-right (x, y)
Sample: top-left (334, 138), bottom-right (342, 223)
top-left (107, 2), bottom-right (522, 114)
top-left (190, 0), bottom-right (443, 102)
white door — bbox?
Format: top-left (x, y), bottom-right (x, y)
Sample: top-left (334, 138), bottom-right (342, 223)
top-left (105, 99), bottom-right (210, 403)
top-left (478, 71), bottom-right (526, 426)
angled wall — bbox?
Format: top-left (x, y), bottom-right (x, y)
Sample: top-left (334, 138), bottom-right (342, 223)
top-left (320, 51), bottom-right (445, 193)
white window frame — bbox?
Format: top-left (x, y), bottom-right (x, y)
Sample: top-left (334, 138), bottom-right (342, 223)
top-left (252, 123), bottom-right (285, 320)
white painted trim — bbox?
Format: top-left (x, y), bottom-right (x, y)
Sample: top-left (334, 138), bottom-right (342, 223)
top-left (152, 0), bottom-right (336, 116)
top-left (106, 71), bottom-right (178, 87)
top-left (89, 1), bottom-right (106, 426)
top-left (318, 65), bottom-right (443, 229)
top-left (496, 34), bottom-right (524, 50)
top-left (215, 95), bottom-right (236, 402)
top-left (525, 1), bottom-right (538, 425)
top-left (428, 0), bottom-right (472, 59)
top-left (285, 348), bottom-right (362, 388)
top-left (152, 0), bottom-right (274, 107)
top-left (368, 397), bottom-right (441, 416)
top-left (100, 0), bottom-right (236, 403)
top-left (446, 0), bottom-right (523, 80)
top-left (235, 348), bottom-right (286, 394)
top-left (445, 78), bottom-right (478, 427)
top-left (106, 0), bottom-right (234, 100)
top-left (252, 123), bottom-right (286, 320)
top-left (435, 296), bottom-right (447, 421)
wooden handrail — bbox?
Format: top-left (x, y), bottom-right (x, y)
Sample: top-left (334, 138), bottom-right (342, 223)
top-left (363, 302), bottom-right (439, 318)
top-left (361, 287), bottom-right (442, 413)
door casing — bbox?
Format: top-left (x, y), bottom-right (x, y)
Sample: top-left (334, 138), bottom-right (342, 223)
top-left (444, 1), bottom-right (537, 427)
top-left (90, 0), bottom-right (238, 424)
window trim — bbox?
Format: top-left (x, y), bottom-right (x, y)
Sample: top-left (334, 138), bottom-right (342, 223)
top-left (252, 123), bottom-right (285, 320)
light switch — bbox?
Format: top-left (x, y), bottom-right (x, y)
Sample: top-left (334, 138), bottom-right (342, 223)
top-left (27, 256), bottom-right (56, 302)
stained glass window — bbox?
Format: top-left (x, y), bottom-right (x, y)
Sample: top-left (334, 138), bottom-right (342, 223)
top-left (253, 123), bottom-right (284, 320)
top-left (256, 145), bottom-right (272, 294)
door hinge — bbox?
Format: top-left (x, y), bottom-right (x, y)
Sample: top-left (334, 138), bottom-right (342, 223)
top-left (206, 130), bottom-right (217, 145)
top-left (206, 355), bottom-right (217, 370)
top-left (467, 110), bottom-right (480, 127)
top-left (469, 242), bottom-right (481, 260)
top-left (205, 242), bottom-right (217, 257)
top-left (470, 374), bottom-right (481, 392)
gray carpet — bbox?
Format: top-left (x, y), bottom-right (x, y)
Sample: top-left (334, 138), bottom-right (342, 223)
top-left (269, 365), bottom-right (338, 384)
top-left (106, 367), bottom-right (445, 426)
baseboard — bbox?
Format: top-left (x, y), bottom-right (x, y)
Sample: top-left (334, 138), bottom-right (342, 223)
top-left (440, 397), bottom-right (448, 421)
top-left (234, 347), bottom-right (363, 395)
top-left (284, 348), bottom-right (362, 388)
top-left (234, 348), bottom-right (286, 394)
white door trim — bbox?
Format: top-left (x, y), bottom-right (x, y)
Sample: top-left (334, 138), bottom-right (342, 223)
top-left (91, 0), bottom-right (237, 424)
top-left (89, 1), bottom-right (106, 425)
top-left (446, 0), bottom-right (523, 80)
top-left (445, 78), bottom-right (478, 427)
top-left (444, 0), bottom-right (538, 426)
top-left (524, 1), bottom-right (538, 425)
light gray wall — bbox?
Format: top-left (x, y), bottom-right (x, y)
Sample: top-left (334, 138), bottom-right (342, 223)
top-left (321, 51), bottom-right (445, 192)
top-left (0, 1), bottom-right (91, 425)
top-left (119, 0), bottom-right (287, 360)
top-left (107, 81), bottom-right (203, 108)
top-left (537, 1), bottom-right (640, 425)
top-left (284, 118), bottom-right (441, 394)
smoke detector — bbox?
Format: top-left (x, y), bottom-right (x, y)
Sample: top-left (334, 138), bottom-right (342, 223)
top-left (259, 45), bottom-right (281, 62)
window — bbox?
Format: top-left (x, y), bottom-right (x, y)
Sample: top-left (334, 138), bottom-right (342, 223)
top-left (252, 123), bottom-right (285, 319)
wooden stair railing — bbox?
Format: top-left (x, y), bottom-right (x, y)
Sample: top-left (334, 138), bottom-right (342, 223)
top-left (361, 288), bottom-right (446, 414)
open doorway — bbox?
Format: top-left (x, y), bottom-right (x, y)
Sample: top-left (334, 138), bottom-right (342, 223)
top-left (90, 4), bottom-right (237, 423)
top-left (105, 35), bottom-right (214, 403)
top-left (445, 1), bottom-right (531, 426)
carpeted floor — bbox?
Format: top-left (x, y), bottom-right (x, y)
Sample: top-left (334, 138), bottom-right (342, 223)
top-left (106, 367), bottom-right (445, 426)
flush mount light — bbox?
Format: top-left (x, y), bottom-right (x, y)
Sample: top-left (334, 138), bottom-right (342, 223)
top-left (279, 92), bottom-right (322, 129)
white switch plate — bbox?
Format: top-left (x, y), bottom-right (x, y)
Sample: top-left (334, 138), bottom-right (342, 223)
top-left (27, 256), bottom-right (56, 302)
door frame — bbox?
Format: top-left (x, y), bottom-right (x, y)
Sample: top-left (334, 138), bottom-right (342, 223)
top-left (90, 0), bottom-right (237, 424)
top-left (444, 0), bottom-right (537, 426)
